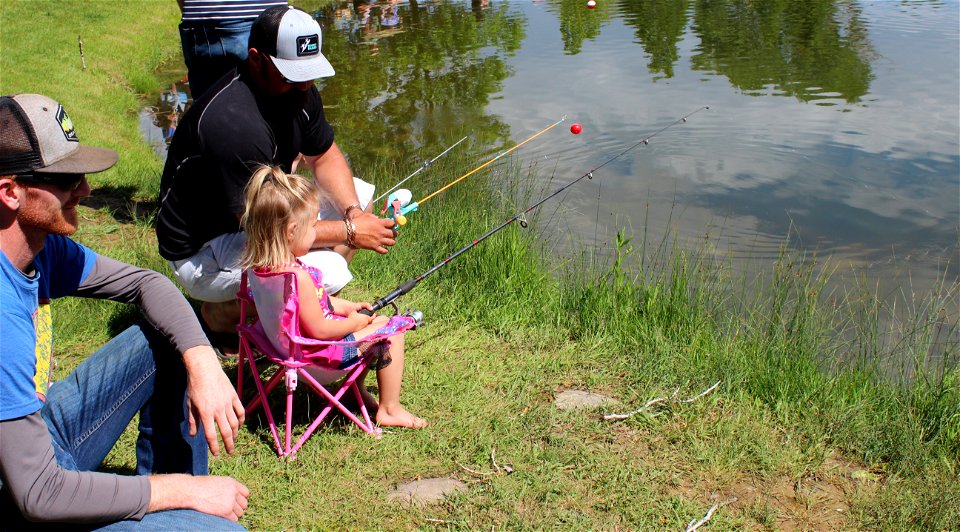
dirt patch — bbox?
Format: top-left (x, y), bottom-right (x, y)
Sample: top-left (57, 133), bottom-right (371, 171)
top-left (602, 416), bottom-right (881, 529)
top-left (681, 455), bottom-right (880, 530)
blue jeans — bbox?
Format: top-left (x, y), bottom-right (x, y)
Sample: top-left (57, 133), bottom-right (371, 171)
top-left (179, 18), bottom-right (254, 99)
top-left (23, 324), bottom-right (243, 530)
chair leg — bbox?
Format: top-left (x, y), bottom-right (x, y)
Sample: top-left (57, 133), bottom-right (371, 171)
top-left (244, 357), bottom-right (384, 458)
top-left (284, 368), bottom-right (297, 458)
top-left (297, 366), bottom-right (382, 445)
top-left (243, 352), bottom-right (284, 457)
top-left (236, 344), bottom-right (244, 400)
top-left (351, 383), bottom-right (377, 430)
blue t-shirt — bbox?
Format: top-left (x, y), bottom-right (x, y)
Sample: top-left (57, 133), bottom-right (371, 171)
top-left (0, 235), bottom-right (96, 420)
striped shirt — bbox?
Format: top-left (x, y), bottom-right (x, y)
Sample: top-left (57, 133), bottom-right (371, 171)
top-left (180, 0), bottom-right (287, 21)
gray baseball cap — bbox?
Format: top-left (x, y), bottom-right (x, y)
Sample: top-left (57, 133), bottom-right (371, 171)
top-left (0, 94), bottom-right (118, 176)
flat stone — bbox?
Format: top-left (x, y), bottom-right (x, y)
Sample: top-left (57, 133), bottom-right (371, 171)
top-left (386, 477), bottom-right (467, 505)
top-left (555, 390), bottom-right (615, 411)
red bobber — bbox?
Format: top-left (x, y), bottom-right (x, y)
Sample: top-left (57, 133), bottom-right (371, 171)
top-left (570, 123), bottom-right (583, 135)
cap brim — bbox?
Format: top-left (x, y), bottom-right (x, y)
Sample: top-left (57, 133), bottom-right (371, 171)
top-left (34, 145), bottom-right (118, 175)
top-left (271, 53), bottom-right (336, 82)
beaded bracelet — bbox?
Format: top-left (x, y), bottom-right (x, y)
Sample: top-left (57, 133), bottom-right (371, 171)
top-left (343, 203), bottom-right (363, 219)
top-left (344, 218), bottom-right (357, 249)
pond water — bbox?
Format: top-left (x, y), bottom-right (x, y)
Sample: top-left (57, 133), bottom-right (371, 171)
top-left (142, 0), bottom-right (960, 303)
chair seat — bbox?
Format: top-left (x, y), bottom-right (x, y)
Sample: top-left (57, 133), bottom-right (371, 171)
top-left (234, 268), bottom-right (413, 458)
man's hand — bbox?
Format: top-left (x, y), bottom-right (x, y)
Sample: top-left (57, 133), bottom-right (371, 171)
top-left (183, 346), bottom-right (245, 456)
top-left (350, 211), bottom-right (396, 254)
top-left (149, 474), bottom-right (249, 522)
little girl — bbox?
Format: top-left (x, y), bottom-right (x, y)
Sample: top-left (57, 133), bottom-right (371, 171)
top-left (240, 165), bottom-right (427, 429)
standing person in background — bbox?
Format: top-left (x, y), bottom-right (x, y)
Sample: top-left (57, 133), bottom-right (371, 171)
top-left (0, 94), bottom-right (248, 528)
top-left (158, 6), bottom-right (397, 340)
top-left (178, 0), bottom-right (288, 99)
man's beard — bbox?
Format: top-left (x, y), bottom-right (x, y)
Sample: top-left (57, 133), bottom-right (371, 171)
top-left (256, 64), bottom-right (312, 114)
top-left (18, 200), bottom-right (78, 236)
top-left (278, 87), bottom-right (311, 114)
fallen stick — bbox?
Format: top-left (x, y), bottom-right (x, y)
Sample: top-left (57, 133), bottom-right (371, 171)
top-left (603, 396), bottom-right (667, 420)
top-left (685, 502), bottom-right (720, 532)
top-left (680, 380), bottom-right (721, 403)
top-left (685, 497), bottom-right (736, 532)
top-left (425, 518), bottom-right (460, 525)
top-left (455, 447), bottom-right (513, 477)
top-left (604, 381), bottom-right (721, 421)
top-left (455, 461), bottom-right (497, 476)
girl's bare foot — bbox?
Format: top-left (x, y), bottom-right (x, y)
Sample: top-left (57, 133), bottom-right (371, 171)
top-left (376, 405), bottom-right (428, 429)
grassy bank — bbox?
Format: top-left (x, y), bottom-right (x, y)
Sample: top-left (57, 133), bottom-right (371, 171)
top-left (3, 1), bottom-right (958, 529)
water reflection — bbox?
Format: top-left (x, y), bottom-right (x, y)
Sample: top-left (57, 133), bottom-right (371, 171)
top-left (313, 0), bottom-right (525, 167)
top-left (141, 74), bottom-right (190, 157)
top-left (689, 0), bottom-right (874, 104)
top-left (140, 0), bottom-right (959, 301)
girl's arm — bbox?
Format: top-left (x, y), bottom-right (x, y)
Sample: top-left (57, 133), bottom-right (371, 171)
top-left (328, 295), bottom-right (374, 317)
top-left (295, 269), bottom-right (373, 340)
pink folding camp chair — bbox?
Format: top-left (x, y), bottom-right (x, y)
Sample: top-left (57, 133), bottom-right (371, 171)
top-left (235, 269), bottom-right (415, 458)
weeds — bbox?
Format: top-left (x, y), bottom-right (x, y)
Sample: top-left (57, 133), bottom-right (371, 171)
top-left (2, 0), bottom-right (957, 528)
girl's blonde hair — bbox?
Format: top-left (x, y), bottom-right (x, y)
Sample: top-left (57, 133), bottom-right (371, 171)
top-left (240, 165), bottom-right (322, 269)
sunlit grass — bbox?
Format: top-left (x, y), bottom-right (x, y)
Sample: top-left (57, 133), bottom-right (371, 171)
top-left (2, 0), bottom-right (957, 529)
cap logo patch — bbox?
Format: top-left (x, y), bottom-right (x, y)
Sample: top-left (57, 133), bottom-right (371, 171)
top-left (56, 105), bottom-right (79, 142)
top-left (296, 34), bottom-right (319, 57)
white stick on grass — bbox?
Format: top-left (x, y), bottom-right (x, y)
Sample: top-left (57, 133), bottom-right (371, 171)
top-left (680, 380), bottom-right (721, 403)
top-left (604, 381), bottom-right (721, 421)
top-left (455, 461), bottom-right (497, 476)
top-left (603, 396), bottom-right (668, 420)
top-left (685, 502), bottom-right (720, 532)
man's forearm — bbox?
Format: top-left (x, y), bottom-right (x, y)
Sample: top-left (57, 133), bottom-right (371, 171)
top-left (0, 413), bottom-right (149, 523)
top-left (75, 255), bottom-right (209, 354)
top-left (305, 142), bottom-right (358, 212)
top-left (312, 218), bottom-right (349, 249)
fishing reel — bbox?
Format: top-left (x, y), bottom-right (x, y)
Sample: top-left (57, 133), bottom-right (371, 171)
top-left (378, 299), bottom-right (424, 329)
top-left (405, 309), bottom-right (425, 329)
top-left (381, 189), bottom-right (419, 230)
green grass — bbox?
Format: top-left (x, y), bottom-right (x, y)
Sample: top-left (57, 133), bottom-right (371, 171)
top-left (3, 1), bottom-right (958, 529)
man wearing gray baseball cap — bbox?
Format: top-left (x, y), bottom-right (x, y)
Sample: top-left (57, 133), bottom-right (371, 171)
top-left (0, 94), bottom-right (249, 528)
top-left (158, 5), bottom-right (397, 342)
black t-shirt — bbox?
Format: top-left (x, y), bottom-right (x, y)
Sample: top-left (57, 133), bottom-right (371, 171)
top-left (157, 68), bottom-right (335, 260)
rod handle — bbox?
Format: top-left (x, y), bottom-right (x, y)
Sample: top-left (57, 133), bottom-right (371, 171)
top-left (359, 278), bottom-right (419, 316)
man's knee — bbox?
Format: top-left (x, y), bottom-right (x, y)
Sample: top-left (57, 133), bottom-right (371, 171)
top-left (169, 234), bottom-right (246, 302)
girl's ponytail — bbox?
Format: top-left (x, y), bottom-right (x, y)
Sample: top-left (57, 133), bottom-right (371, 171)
top-left (241, 165), bottom-right (321, 269)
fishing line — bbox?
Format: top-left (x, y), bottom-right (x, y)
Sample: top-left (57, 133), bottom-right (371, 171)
top-left (373, 135), bottom-right (469, 205)
top-left (416, 116), bottom-right (566, 206)
top-left (362, 106), bottom-right (709, 315)
top-left (380, 117), bottom-right (567, 228)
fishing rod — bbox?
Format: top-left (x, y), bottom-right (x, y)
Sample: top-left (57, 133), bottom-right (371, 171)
top-left (361, 106), bottom-right (709, 316)
top-left (374, 135), bottom-right (469, 208)
top-left (382, 116), bottom-right (566, 228)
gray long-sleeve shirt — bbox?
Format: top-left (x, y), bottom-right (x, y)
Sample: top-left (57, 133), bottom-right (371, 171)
top-left (0, 253), bottom-right (209, 523)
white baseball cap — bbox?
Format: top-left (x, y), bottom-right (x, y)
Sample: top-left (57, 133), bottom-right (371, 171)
top-left (250, 5), bottom-right (335, 82)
